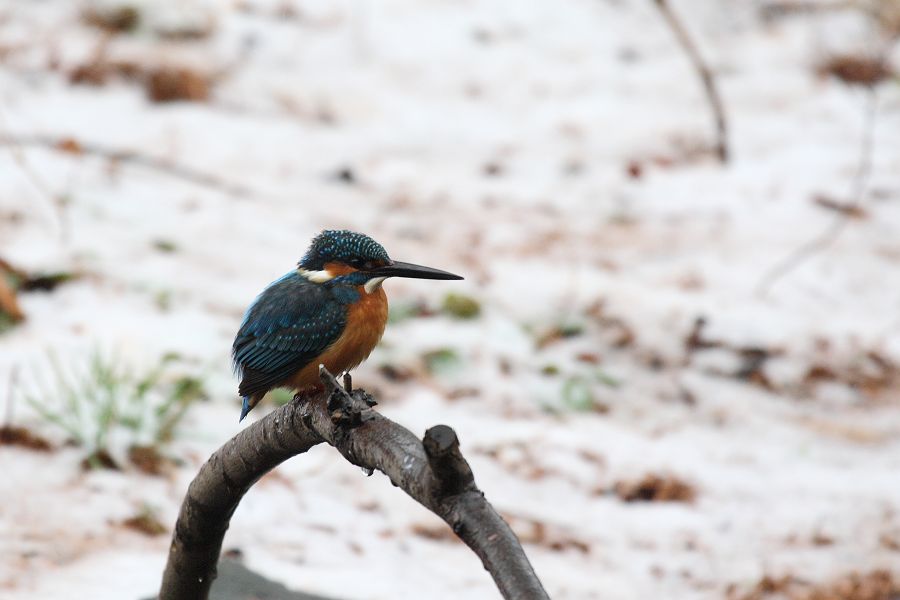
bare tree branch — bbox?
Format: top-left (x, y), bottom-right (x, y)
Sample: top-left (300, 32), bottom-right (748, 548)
top-left (0, 134), bottom-right (260, 198)
top-left (159, 401), bottom-right (321, 600)
top-left (159, 367), bottom-right (549, 600)
top-left (755, 88), bottom-right (878, 296)
top-left (653, 0), bottom-right (729, 163)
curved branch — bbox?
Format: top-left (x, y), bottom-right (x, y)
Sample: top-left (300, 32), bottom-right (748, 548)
top-left (159, 368), bottom-right (549, 600)
top-left (653, 0), bottom-right (729, 163)
top-left (159, 401), bottom-right (322, 599)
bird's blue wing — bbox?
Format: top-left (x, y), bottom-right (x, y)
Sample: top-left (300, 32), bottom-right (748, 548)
top-left (232, 272), bottom-right (347, 398)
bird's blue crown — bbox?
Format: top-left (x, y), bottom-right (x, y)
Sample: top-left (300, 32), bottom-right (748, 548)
top-left (298, 230), bottom-right (391, 270)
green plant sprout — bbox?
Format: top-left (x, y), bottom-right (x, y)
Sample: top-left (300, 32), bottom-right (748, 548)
top-left (24, 349), bottom-right (207, 468)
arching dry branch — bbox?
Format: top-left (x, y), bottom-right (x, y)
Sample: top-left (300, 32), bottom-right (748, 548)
top-left (159, 368), bottom-right (549, 600)
top-left (755, 88), bottom-right (878, 296)
top-left (653, 0), bottom-right (729, 163)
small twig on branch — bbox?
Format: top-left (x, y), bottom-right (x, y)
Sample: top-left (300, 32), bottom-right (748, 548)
top-left (0, 134), bottom-right (260, 199)
top-left (653, 0), bottom-right (729, 163)
top-left (756, 89), bottom-right (878, 296)
top-left (159, 367), bottom-right (549, 600)
top-left (423, 424), bottom-right (474, 498)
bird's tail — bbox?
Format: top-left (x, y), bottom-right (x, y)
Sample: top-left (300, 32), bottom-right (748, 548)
top-left (239, 395), bottom-right (255, 422)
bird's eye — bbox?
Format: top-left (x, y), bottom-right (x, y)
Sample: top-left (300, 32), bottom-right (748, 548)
top-left (349, 257), bottom-right (366, 268)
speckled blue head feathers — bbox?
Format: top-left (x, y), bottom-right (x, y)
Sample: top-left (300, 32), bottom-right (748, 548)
top-left (298, 230), bottom-right (391, 270)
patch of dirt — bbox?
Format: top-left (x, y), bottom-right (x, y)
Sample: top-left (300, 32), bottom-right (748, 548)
top-left (818, 55), bottom-right (893, 87)
top-left (69, 56), bottom-right (212, 103)
top-left (685, 316), bottom-right (780, 390)
top-left (377, 363), bottom-right (416, 383)
top-left (0, 425), bottom-right (52, 451)
top-left (730, 570), bottom-right (900, 600)
top-left (802, 351), bottom-right (898, 399)
top-left (128, 444), bottom-right (170, 476)
top-left (503, 513), bottom-right (591, 554)
top-left (18, 272), bottom-right (76, 292)
top-left (685, 316), bottom-right (721, 353)
top-left (880, 533), bottom-right (900, 552)
top-left (146, 67), bottom-right (210, 103)
top-left (82, 6), bottom-right (140, 33)
top-left (80, 448), bottom-right (120, 471)
top-left (613, 473), bottom-right (696, 503)
top-left (122, 510), bottom-right (167, 537)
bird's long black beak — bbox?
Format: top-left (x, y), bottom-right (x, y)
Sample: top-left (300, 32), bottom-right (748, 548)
top-left (368, 261), bottom-right (463, 280)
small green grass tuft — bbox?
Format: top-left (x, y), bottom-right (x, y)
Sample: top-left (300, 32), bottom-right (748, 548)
top-left (154, 290), bottom-right (172, 312)
top-left (0, 313), bottom-right (15, 335)
top-left (561, 376), bottom-right (595, 412)
top-left (441, 293), bottom-right (481, 319)
top-left (24, 350), bottom-right (207, 469)
top-left (422, 348), bottom-right (462, 376)
top-left (152, 239), bottom-right (178, 253)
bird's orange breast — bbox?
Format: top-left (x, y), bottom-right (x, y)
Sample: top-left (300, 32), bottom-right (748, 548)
top-left (287, 286), bottom-right (388, 390)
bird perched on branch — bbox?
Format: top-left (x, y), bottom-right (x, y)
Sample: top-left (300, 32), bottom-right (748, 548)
top-left (232, 230), bottom-right (462, 420)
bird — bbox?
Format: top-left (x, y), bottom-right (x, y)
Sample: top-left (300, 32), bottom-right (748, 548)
top-left (232, 229), bottom-right (462, 421)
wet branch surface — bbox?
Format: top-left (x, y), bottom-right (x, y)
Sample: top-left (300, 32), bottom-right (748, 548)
top-left (159, 368), bottom-right (549, 600)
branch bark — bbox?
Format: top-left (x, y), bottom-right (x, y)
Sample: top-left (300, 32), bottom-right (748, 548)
top-left (159, 367), bottom-right (549, 600)
top-left (653, 0), bottom-right (729, 163)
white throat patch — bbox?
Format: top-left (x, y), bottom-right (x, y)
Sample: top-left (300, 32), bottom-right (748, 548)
top-left (364, 276), bottom-right (387, 294)
top-left (298, 268), bottom-right (334, 283)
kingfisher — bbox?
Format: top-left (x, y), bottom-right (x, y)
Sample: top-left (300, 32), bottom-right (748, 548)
top-left (232, 230), bottom-right (462, 421)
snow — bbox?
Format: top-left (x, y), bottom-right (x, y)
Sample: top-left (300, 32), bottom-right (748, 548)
top-left (1, 0), bottom-right (899, 598)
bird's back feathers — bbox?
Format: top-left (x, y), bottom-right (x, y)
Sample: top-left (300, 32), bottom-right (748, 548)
top-left (232, 271), bottom-right (347, 398)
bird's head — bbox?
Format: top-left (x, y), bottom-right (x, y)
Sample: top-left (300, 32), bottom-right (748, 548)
top-left (298, 230), bottom-right (462, 292)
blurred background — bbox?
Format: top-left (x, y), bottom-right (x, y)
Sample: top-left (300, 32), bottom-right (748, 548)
top-left (1, 0), bottom-right (899, 598)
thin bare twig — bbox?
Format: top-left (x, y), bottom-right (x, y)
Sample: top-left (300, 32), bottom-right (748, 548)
top-left (653, 0), bottom-right (729, 163)
top-left (756, 89), bottom-right (878, 296)
top-left (159, 367), bottom-right (549, 600)
top-left (0, 113), bottom-right (71, 240)
top-left (0, 135), bottom-right (260, 199)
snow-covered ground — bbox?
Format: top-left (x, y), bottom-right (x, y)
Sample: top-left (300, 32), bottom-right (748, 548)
top-left (1, 1), bottom-right (899, 598)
